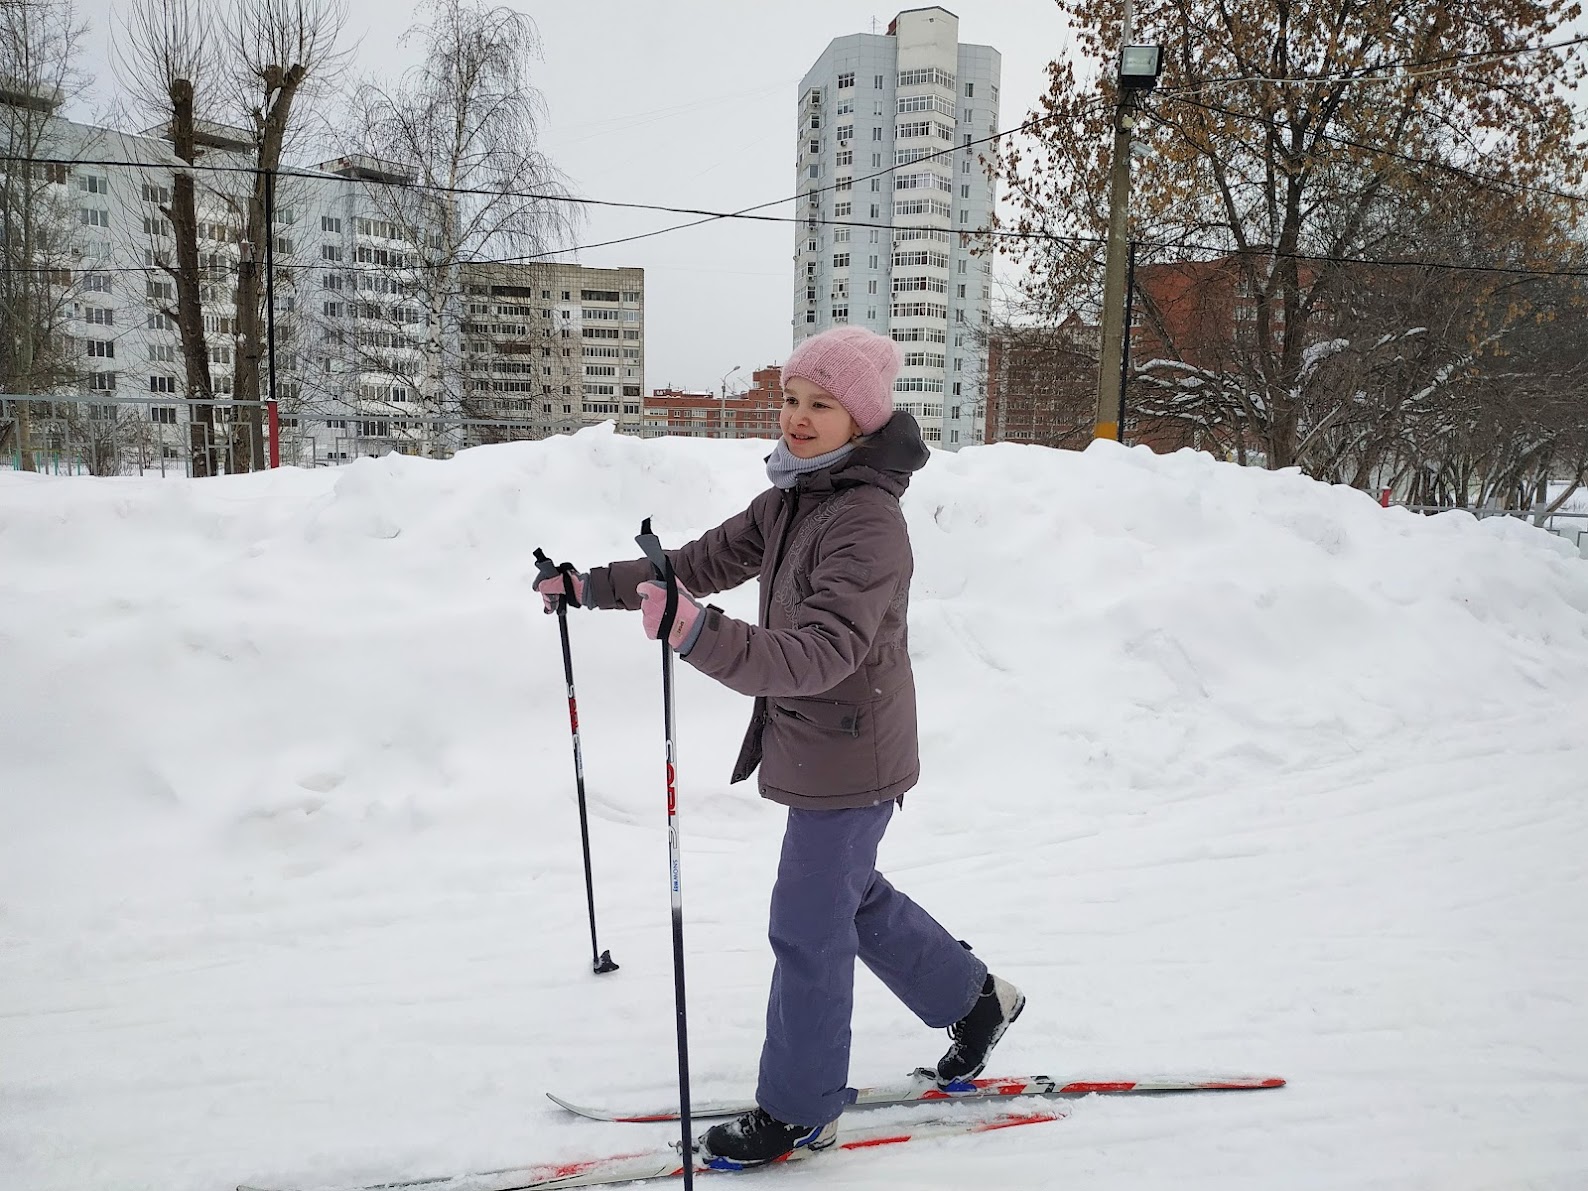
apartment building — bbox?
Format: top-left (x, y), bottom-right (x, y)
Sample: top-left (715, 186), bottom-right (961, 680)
top-left (3, 92), bottom-right (642, 470)
top-left (460, 261), bottom-right (645, 442)
top-left (0, 90), bottom-right (444, 468)
top-left (794, 6), bottom-right (1000, 450)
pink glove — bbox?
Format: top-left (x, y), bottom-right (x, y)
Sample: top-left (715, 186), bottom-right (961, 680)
top-left (535, 570), bottom-right (587, 613)
top-left (637, 580), bottom-right (705, 654)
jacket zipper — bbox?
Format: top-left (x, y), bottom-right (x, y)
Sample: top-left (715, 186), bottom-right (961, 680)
top-left (762, 486), bottom-right (800, 624)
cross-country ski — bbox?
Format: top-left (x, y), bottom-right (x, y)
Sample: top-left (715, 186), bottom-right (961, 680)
top-left (547, 1069), bottom-right (1287, 1122)
top-left (236, 1109), bottom-right (1066, 1191)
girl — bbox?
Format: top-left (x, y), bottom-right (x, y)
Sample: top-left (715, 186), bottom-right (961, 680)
top-left (536, 325), bottom-right (1023, 1169)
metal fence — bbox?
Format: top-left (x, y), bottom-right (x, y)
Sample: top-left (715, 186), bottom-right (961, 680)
top-left (1398, 502), bottom-right (1588, 555)
top-left (0, 393), bottom-right (593, 477)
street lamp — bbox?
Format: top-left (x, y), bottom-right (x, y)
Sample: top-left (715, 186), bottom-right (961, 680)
top-left (1118, 45), bottom-right (1164, 90)
top-left (718, 365), bottom-right (742, 439)
top-left (1093, 24), bottom-right (1166, 443)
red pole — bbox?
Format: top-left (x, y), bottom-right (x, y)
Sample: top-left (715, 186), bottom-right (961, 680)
top-left (1380, 486), bottom-right (1392, 508)
top-left (267, 399), bottom-right (280, 468)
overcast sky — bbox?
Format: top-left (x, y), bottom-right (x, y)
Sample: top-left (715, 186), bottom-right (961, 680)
top-left (71, 0), bottom-right (1080, 395)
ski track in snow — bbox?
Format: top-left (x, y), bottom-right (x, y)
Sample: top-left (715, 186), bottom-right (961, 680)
top-left (3, 429), bottom-right (1587, 1190)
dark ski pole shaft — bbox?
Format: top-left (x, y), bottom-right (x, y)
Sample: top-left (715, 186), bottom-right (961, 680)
top-left (634, 518), bottom-right (694, 1186)
top-left (533, 548), bottom-right (618, 976)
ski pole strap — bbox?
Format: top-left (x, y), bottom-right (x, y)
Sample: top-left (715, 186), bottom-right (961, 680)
top-left (635, 517), bottom-right (679, 643)
top-left (557, 562), bottom-right (582, 607)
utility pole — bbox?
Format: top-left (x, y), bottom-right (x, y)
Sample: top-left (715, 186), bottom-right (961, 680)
top-left (1093, 2), bottom-right (1162, 441)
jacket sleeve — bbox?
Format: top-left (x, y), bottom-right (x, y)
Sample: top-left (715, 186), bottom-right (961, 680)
top-left (585, 488), bottom-right (776, 610)
top-left (681, 491), bottom-right (905, 698)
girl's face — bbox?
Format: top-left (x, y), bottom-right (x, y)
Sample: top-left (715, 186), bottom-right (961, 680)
top-left (781, 377), bottom-right (861, 458)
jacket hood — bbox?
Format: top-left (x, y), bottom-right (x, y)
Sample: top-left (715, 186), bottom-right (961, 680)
top-left (798, 410), bottom-right (929, 499)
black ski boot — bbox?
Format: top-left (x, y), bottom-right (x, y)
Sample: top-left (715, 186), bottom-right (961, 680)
top-left (696, 1107), bottom-right (837, 1170)
top-left (935, 972), bottom-right (1026, 1087)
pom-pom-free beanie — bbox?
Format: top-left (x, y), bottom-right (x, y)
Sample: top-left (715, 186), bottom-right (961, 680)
top-left (781, 326), bottom-right (902, 435)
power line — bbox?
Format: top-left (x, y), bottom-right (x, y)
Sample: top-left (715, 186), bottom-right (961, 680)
top-left (0, 97), bottom-right (1113, 265)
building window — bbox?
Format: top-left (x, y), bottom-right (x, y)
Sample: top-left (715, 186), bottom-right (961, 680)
top-left (835, 201), bottom-right (852, 217)
top-left (872, 126), bottom-right (883, 141)
top-left (86, 339), bottom-right (114, 358)
top-left (869, 204), bottom-right (879, 218)
top-left (965, 82), bottom-right (974, 97)
top-left (79, 207), bottom-right (110, 227)
top-left (88, 371), bottom-right (116, 392)
top-left (141, 182), bottom-right (170, 204)
top-left (838, 71), bottom-right (854, 89)
top-left (151, 406), bottom-right (178, 424)
top-left (150, 375), bottom-right (177, 394)
top-left (321, 215), bottom-right (342, 233)
top-left (833, 253), bottom-right (850, 268)
top-left (837, 149), bottom-right (853, 166)
top-left (837, 124), bottom-right (853, 141)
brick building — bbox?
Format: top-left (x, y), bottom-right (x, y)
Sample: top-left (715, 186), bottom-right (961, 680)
top-left (643, 365), bottom-right (784, 439)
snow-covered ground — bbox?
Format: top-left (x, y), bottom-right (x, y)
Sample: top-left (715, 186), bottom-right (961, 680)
top-left (4, 427), bottom-right (1588, 1191)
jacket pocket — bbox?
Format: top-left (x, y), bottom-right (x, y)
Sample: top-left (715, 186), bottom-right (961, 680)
top-left (762, 697), bottom-right (879, 797)
top-left (773, 697), bottom-right (862, 736)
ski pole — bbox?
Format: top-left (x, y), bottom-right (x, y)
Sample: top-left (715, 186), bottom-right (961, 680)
top-left (634, 518), bottom-right (695, 1186)
top-left (533, 547), bottom-right (619, 977)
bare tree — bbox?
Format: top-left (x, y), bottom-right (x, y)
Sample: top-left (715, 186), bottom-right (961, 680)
top-left (225, 0), bottom-right (347, 471)
top-left (114, 0), bottom-right (345, 475)
top-left (339, 0), bottom-right (576, 454)
top-left (0, 0), bottom-right (86, 472)
top-left (117, 0), bottom-right (224, 475)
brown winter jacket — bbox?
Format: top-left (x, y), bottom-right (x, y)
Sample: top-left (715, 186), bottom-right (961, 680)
top-left (587, 411), bottom-right (930, 810)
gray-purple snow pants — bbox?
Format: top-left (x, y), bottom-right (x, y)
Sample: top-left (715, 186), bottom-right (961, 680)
top-left (754, 799), bottom-right (988, 1127)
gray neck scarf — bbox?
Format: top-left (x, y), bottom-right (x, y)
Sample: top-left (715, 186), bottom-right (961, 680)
top-left (765, 439), bottom-right (857, 489)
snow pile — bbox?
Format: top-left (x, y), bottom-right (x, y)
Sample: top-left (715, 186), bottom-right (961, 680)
top-left (3, 428), bottom-right (1587, 1191)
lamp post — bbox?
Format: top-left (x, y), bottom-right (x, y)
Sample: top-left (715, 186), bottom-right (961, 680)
top-left (717, 365), bottom-right (742, 439)
top-left (1093, 7), bottom-right (1164, 442)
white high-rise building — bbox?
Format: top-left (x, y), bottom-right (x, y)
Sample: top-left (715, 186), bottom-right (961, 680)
top-left (794, 6), bottom-right (1000, 450)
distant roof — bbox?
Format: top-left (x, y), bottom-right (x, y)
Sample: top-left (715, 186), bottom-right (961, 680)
top-left (315, 154), bottom-right (417, 185)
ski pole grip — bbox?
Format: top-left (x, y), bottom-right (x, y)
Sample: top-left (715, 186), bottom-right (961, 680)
top-left (635, 517), bottom-right (679, 643)
top-left (534, 547), bottom-right (582, 614)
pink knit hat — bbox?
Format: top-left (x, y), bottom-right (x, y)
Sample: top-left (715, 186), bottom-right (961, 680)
top-left (781, 326), bottom-right (901, 435)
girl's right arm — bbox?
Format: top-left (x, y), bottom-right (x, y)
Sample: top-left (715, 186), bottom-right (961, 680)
top-left (585, 488), bottom-right (776, 611)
